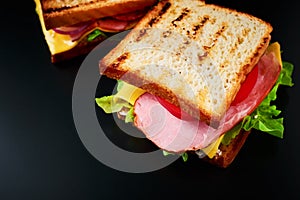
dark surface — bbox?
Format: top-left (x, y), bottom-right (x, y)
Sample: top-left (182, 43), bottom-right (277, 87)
top-left (1, 0), bottom-right (299, 199)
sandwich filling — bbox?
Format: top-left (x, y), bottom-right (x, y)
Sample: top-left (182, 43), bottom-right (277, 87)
top-left (96, 42), bottom-right (294, 158)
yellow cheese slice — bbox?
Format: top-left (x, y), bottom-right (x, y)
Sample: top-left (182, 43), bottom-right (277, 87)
top-left (114, 82), bottom-right (146, 105)
top-left (201, 135), bottom-right (224, 158)
top-left (266, 42), bottom-right (282, 66)
top-left (35, 0), bottom-right (102, 55)
top-left (34, 0), bottom-right (78, 54)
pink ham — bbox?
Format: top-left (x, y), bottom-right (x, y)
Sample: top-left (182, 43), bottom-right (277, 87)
top-left (53, 9), bottom-right (147, 39)
top-left (134, 52), bottom-right (281, 153)
top-left (96, 9), bottom-right (147, 31)
top-left (112, 9), bottom-right (147, 21)
top-left (97, 9), bottom-right (146, 31)
top-left (97, 18), bottom-right (130, 32)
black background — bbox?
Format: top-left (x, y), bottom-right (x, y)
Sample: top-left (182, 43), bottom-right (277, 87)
top-left (1, 0), bottom-right (299, 199)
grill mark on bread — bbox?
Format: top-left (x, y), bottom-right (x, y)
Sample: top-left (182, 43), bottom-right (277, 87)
top-left (189, 15), bottom-right (210, 38)
top-left (148, 2), bottom-right (171, 27)
top-left (111, 52), bottom-right (130, 69)
top-left (204, 22), bottom-right (227, 50)
top-left (41, 0), bottom-right (158, 30)
top-left (171, 8), bottom-right (190, 27)
top-left (135, 28), bottom-right (148, 42)
top-left (44, 6), bottom-right (79, 13)
top-left (229, 28), bottom-right (250, 55)
top-left (140, 1), bottom-right (171, 41)
top-left (43, 1), bottom-right (100, 13)
top-left (193, 15), bottom-right (209, 34)
top-left (198, 22), bottom-right (228, 61)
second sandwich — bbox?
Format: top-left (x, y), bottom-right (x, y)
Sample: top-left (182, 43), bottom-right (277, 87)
top-left (34, 0), bottom-right (158, 63)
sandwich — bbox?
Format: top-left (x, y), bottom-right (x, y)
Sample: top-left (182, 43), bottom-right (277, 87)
top-left (34, 0), bottom-right (158, 63)
top-left (96, 0), bottom-right (294, 168)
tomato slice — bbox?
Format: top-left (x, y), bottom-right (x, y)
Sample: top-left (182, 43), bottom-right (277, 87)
top-left (156, 97), bottom-right (194, 120)
top-left (231, 65), bottom-right (258, 106)
top-left (157, 65), bottom-right (258, 118)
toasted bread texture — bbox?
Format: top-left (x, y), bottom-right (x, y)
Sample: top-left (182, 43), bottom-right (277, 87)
top-left (40, 0), bottom-right (158, 29)
top-left (100, 0), bottom-right (273, 123)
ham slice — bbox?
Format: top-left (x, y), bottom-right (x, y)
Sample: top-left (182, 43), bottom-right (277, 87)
top-left (52, 9), bottom-right (147, 39)
top-left (112, 9), bottom-right (147, 21)
top-left (97, 9), bottom-right (146, 31)
top-left (134, 52), bottom-right (281, 153)
top-left (97, 18), bottom-right (130, 32)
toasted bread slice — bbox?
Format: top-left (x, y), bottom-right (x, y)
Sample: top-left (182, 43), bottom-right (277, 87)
top-left (100, 0), bottom-right (272, 123)
top-left (40, 0), bottom-right (158, 30)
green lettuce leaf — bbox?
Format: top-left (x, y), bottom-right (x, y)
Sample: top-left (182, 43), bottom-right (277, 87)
top-left (243, 61), bottom-right (294, 138)
top-left (95, 81), bottom-right (134, 122)
top-left (163, 150), bottom-right (188, 162)
top-left (87, 29), bottom-right (107, 42)
top-left (125, 107), bottom-right (135, 123)
top-left (279, 62), bottom-right (294, 87)
top-left (181, 152), bottom-right (189, 162)
top-left (117, 80), bottom-right (124, 91)
top-left (222, 121), bottom-right (243, 145)
top-left (162, 150), bottom-right (173, 156)
top-left (95, 96), bottom-right (131, 114)
top-left (222, 61), bottom-right (294, 144)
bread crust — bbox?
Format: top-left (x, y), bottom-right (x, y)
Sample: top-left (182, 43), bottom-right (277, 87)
top-left (203, 130), bottom-right (251, 168)
top-left (40, 0), bottom-right (158, 30)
